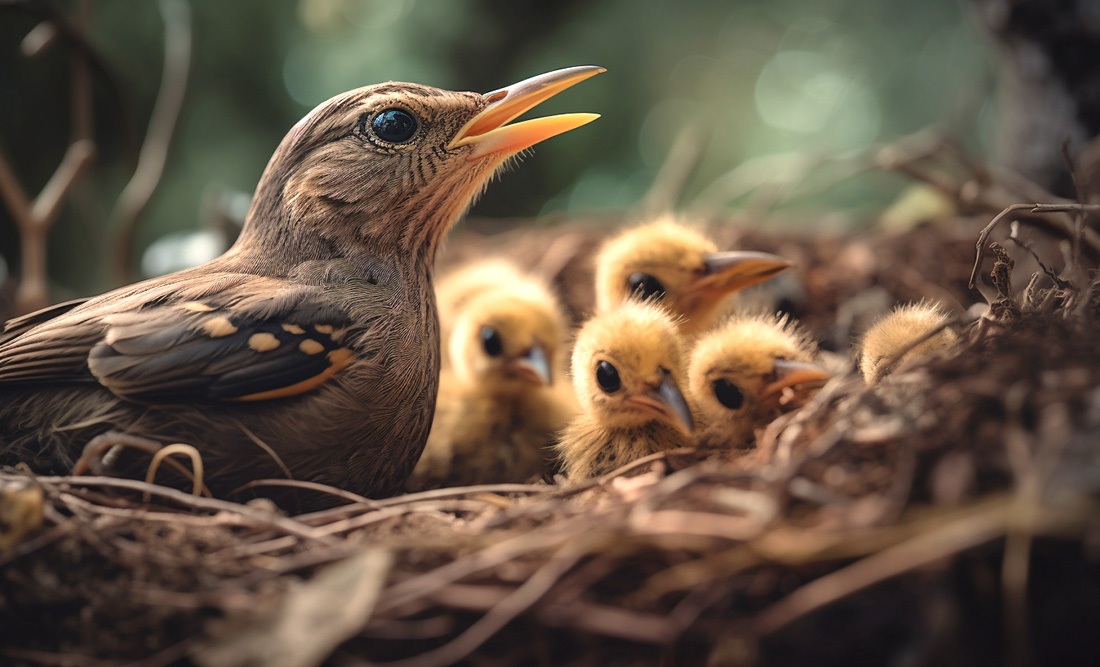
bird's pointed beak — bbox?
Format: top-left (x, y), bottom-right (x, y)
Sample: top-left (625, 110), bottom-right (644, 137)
top-left (759, 359), bottom-right (830, 402)
top-left (625, 372), bottom-right (695, 434)
top-left (448, 65), bottom-right (604, 159)
top-left (687, 251), bottom-right (793, 302)
top-left (508, 343), bottom-right (553, 385)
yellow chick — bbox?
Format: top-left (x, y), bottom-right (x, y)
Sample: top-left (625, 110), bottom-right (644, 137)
top-left (434, 260), bottom-right (532, 358)
top-left (408, 267), bottom-right (573, 489)
top-left (557, 300), bottom-right (695, 480)
top-left (859, 302), bottom-right (959, 384)
top-left (688, 314), bottom-right (829, 450)
top-left (0, 476), bottom-right (44, 550)
top-left (594, 219), bottom-right (792, 336)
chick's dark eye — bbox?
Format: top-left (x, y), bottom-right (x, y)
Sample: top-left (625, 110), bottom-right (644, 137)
top-left (481, 326), bottom-right (503, 357)
top-left (371, 108), bottom-right (418, 143)
top-left (627, 273), bottom-right (666, 301)
top-left (713, 379), bottom-right (744, 410)
top-left (596, 360), bottom-right (620, 393)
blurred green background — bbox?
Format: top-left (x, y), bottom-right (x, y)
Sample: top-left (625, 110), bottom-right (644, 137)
top-left (0, 0), bottom-right (994, 300)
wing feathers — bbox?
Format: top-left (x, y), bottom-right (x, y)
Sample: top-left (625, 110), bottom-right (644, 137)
top-left (0, 274), bottom-right (359, 404)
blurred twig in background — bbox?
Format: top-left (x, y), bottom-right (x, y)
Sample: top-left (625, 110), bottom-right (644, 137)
top-left (110, 0), bottom-right (191, 285)
top-left (0, 0), bottom-right (96, 315)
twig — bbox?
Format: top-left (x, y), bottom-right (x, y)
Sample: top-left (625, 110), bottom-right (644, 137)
top-left (968, 204), bottom-right (1037, 289)
top-left (111, 0), bottom-right (191, 284)
top-left (747, 497), bottom-right (1092, 637)
top-left (374, 529), bottom-right (577, 615)
top-left (365, 543), bottom-right (588, 667)
top-left (1007, 221), bottom-right (1072, 289)
top-left (144, 442), bottom-right (208, 499)
top-left (31, 475), bottom-right (336, 545)
top-left (968, 203), bottom-right (1100, 290)
top-left (295, 483), bottom-right (550, 524)
top-left (230, 478), bottom-right (374, 506)
top-left (0, 0), bottom-right (97, 314)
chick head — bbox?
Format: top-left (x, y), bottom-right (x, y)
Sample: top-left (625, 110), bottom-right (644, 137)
top-left (449, 282), bottom-right (567, 393)
top-left (860, 301), bottom-right (959, 383)
top-left (688, 314), bottom-right (828, 446)
top-left (594, 219), bottom-right (791, 335)
top-left (571, 300), bottom-right (694, 433)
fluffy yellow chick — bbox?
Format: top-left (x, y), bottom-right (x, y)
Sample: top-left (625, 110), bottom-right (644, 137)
top-left (594, 219), bottom-right (792, 336)
top-left (859, 302), bottom-right (959, 384)
top-left (408, 267), bottom-right (573, 489)
top-left (557, 300), bottom-right (695, 480)
top-left (688, 314), bottom-right (829, 450)
top-left (434, 260), bottom-right (532, 357)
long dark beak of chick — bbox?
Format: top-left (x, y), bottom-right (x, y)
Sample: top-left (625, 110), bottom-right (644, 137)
top-left (508, 344), bottom-right (553, 386)
top-left (686, 251), bottom-right (792, 304)
top-left (759, 359), bottom-right (830, 403)
top-left (449, 65), bottom-right (604, 159)
top-left (626, 371), bottom-right (695, 434)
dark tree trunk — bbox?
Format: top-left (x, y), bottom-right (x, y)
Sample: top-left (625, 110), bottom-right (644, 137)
top-left (971, 0), bottom-right (1100, 195)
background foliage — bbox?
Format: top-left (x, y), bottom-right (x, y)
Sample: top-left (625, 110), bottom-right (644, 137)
top-left (0, 0), bottom-right (994, 297)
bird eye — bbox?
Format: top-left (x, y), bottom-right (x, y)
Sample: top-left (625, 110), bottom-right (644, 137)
top-left (596, 360), bottom-right (621, 393)
top-left (713, 379), bottom-right (744, 410)
top-left (371, 108), bottom-right (418, 143)
top-left (480, 326), bottom-right (503, 357)
top-left (627, 273), bottom-right (666, 301)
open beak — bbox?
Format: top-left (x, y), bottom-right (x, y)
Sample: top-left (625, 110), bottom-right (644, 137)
top-left (508, 344), bottom-right (553, 386)
top-left (759, 359), bottom-right (830, 402)
top-left (625, 372), bottom-right (695, 434)
top-left (448, 65), bottom-right (604, 159)
top-left (686, 251), bottom-right (792, 304)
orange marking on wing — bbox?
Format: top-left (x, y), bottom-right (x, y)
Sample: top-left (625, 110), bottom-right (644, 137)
top-left (231, 348), bottom-right (354, 402)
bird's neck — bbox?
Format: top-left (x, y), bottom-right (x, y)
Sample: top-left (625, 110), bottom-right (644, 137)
top-left (216, 184), bottom-right (441, 280)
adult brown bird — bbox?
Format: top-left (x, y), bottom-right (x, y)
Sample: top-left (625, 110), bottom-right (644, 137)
top-left (557, 300), bottom-right (695, 480)
top-left (688, 313), bottom-right (829, 451)
top-left (407, 262), bottom-right (573, 489)
top-left (594, 219), bottom-right (791, 336)
top-left (859, 301), bottom-right (959, 383)
top-left (0, 66), bottom-right (602, 504)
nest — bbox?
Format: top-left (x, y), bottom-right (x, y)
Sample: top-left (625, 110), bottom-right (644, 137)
top-left (4, 158), bottom-right (1100, 666)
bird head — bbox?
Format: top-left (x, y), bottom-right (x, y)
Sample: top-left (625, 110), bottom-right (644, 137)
top-left (859, 301), bottom-right (958, 383)
top-left (571, 301), bottom-right (695, 433)
top-left (688, 314), bottom-right (828, 445)
top-left (236, 67), bottom-right (603, 266)
top-left (449, 281), bottom-right (566, 392)
top-left (594, 220), bottom-right (791, 335)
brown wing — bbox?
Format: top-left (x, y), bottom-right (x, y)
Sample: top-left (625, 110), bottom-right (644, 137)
top-left (0, 273), bottom-right (357, 403)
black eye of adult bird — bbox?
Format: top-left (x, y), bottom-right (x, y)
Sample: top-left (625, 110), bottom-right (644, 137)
top-left (0, 66), bottom-right (603, 510)
top-left (480, 326), bottom-right (504, 357)
top-left (627, 272), bottom-right (666, 302)
top-left (712, 378), bottom-right (744, 410)
top-left (596, 360), bottom-right (621, 393)
top-left (371, 108), bottom-right (418, 143)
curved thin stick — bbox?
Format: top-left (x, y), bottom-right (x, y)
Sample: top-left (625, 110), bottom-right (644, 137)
top-left (111, 0), bottom-right (192, 283)
top-left (143, 443), bottom-right (207, 499)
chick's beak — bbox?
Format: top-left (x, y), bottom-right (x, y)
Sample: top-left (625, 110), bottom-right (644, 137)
top-left (449, 65), bottom-right (604, 159)
top-left (508, 344), bottom-right (553, 385)
top-left (759, 359), bottom-right (830, 402)
top-left (625, 373), bottom-right (696, 433)
top-left (687, 251), bottom-right (793, 301)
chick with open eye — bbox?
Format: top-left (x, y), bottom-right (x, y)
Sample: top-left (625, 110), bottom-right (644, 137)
top-left (688, 314), bottom-right (829, 451)
top-left (557, 301), bottom-right (695, 480)
top-left (407, 267), bottom-right (573, 489)
top-left (594, 219), bottom-right (792, 336)
top-left (859, 301), bottom-right (959, 384)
